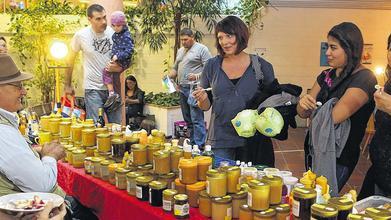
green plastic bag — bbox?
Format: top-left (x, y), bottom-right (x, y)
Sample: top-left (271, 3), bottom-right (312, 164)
top-left (255, 107), bottom-right (284, 137)
top-left (231, 109), bottom-right (258, 138)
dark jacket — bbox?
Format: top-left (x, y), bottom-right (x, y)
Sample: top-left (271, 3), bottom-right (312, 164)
top-left (112, 25), bottom-right (134, 69)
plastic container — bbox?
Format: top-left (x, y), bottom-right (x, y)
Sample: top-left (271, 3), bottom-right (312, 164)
top-left (196, 156), bottom-right (212, 181)
top-left (365, 207), bottom-right (391, 220)
top-left (170, 148), bottom-right (183, 172)
top-left (174, 178), bottom-right (186, 194)
top-left (186, 181), bottom-right (206, 207)
top-left (178, 158), bottom-right (198, 184)
top-left (231, 190), bottom-right (247, 219)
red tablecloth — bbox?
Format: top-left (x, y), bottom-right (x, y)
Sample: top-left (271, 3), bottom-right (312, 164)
top-left (57, 161), bottom-right (207, 220)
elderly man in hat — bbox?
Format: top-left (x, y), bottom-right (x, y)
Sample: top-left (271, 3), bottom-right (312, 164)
top-left (0, 54), bottom-right (97, 220)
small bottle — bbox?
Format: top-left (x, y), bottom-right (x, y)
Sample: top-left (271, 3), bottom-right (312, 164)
top-left (96, 108), bottom-right (105, 128)
top-left (183, 139), bottom-right (192, 159)
top-left (236, 160), bottom-right (241, 166)
top-left (192, 145), bottom-right (201, 158)
top-left (247, 162), bottom-right (252, 167)
top-left (202, 145), bottom-right (215, 167)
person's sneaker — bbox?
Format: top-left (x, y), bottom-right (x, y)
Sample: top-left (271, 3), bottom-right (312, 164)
top-left (104, 94), bottom-right (122, 112)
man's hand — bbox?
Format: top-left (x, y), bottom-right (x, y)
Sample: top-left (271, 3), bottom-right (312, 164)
top-left (41, 141), bottom-right (65, 161)
top-left (187, 73), bottom-right (197, 81)
top-left (105, 61), bottom-right (123, 73)
top-left (64, 85), bottom-right (75, 96)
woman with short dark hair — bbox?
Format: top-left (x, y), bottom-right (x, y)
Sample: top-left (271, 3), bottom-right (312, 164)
top-left (193, 16), bottom-right (275, 161)
top-left (125, 75), bottom-right (145, 127)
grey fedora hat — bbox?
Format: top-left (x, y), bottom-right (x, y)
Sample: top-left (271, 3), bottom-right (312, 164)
top-left (0, 54), bottom-right (33, 84)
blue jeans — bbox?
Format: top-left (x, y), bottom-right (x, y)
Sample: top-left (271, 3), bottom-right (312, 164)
top-left (179, 85), bottom-right (206, 146)
top-left (84, 89), bottom-right (121, 124)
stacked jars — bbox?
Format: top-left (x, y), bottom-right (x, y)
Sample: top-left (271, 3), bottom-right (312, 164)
top-left (153, 150), bottom-right (170, 175)
top-left (111, 138), bottom-right (127, 162)
top-left (97, 133), bottom-right (111, 153)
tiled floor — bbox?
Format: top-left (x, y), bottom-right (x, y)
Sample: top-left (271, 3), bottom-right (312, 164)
top-left (273, 127), bottom-right (372, 195)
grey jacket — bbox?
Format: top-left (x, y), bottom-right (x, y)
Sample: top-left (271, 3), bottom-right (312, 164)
top-left (309, 97), bottom-right (351, 196)
top-left (257, 91), bottom-right (299, 110)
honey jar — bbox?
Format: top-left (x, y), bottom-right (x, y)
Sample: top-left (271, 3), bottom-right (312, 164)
top-left (72, 149), bottom-right (86, 168)
top-left (248, 179), bottom-right (270, 211)
top-left (292, 187), bottom-right (316, 219)
top-left (239, 204), bottom-right (253, 220)
top-left (97, 133), bottom-right (111, 152)
top-left (347, 214), bottom-right (373, 220)
top-left (51, 133), bottom-right (60, 142)
top-left (108, 163), bottom-right (124, 185)
top-left (49, 118), bottom-right (60, 134)
top-left (254, 208), bottom-right (276, 220)
top-left (66, 147), bottom-right (77, 165)
top-left (196, 156), bottom-right (212, 181)
top-left (111, 138), bottom-right (127, 160)
top-left (126, 171), bottom-right (143, 196)
top-left (149, 181), bottom-right (167, 207)
top-left (137, 164), bottom-right (153, 176)
top-left (86, 146), bottom-right (96, 157)
top-left (153, 150), bottom-right (170, 175)
top-left (365, 207), bottom-right (391, 220)
top-left (328, 197), bottom-right (353, 220)
top-left (90, 157), bottom-right (104, 178)
top-left (275, 204), bottom-right (290, 220)
top-left (311, 204), bottom-right (338, 220)
top-left (179, 158), bottom-right (198, 185)
top-left (174, 178), bottom-right (186, 194)
top-left (40, 115), bottom-right (50, 132)
top-left (211, 195), bottom-right (232, 220)
top-left (162, 189), bottom-right (178, 212)
top-left (157, 172), bottom-right (176, 189)
top-left (131, 144), bottom-right (147, 166)
top-left (231, 190), bottom-right (247, 219)
top-left (62, 144), bottom-right (73, 163)
top-left (82, 129), bottom-right (96, 147)
top-left (186, 181), bottom-right (206, 207)
top-left (125, 137), bottom-right (138, 153)
top-left (135, 176), bottom-right (154, 201)
top-left (262, 175), bottom-right (283, 205)
top-left (95, 127), bottom-right (108, 135)
top-left (199, 190), bottom-right (211, 217)
top-left (59, 122), bottom-right (71, 138)
top-left (170, 148), bottom-right (183, 172)
top-left (227, 166), bottom-right (241, 193)
top-left (70, 125), bottom-right (83, 142)
top-left (115, 167), bottom-right (131, 190)
top-left (84, 157), bottom-right (92, 174)
top-left (206, 169), bottom-right (227, 197)
top-left (147, 143), bottom-right (162, 164)
top-left (174, 194), bottom-right (190, 219)
top-left (100, 160), bottom-right (114, 181)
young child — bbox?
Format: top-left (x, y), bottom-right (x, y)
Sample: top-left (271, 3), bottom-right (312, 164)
top-left (103, 11), bottom-right (134, 110)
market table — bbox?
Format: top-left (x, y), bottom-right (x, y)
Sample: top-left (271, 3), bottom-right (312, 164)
top-left (57, 161), bottom-right (208, 220)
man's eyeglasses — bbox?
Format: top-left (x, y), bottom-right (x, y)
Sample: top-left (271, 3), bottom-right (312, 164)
top-left (6, 82), bottom-right (24, 90)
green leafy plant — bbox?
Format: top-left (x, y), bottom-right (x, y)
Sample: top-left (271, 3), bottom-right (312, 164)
top-left (145, 92), bottom-right (180, 107)
top-left (8, 0), bottom-right (84, 104)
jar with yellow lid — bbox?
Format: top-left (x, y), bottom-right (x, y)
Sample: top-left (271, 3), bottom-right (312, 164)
top-left (95, 127), bottom-right (108, 135)
top-left (174, 194), bottom-right (190, 219)
top-left (40, 115), bottom-right (50, 132)
top-left (206, 169), bottom-right (227, 197)
top-left (365, 207), bottom-right (391, 220)
top-left (196, 156), bottom-right (212, 181)
top-left (231, 190), bottom-right (247, 219)
top-left (131, 144), bottom-right (147, 166)
top-left (149, 181), bottom-right (167, 206)
top-left (137, 164), bottom-right (153, 176)
top-left (347, 214), bottom-right (373, 220)
top-left (170, 148), bottom-right (183, 172)
top-left (59, 122), bottom-right (71, 138)
top-left (227, 166), bottom-right (241, 193)
top-left (72, 149), bottom-right (86, 168)
top-left (254, 208), bottom-right (276, 220)
top-left (62, 144), bottom-right (73, 162)
top-left (135, 176), bottom-right (154, 201)
top-left (108, 163), bottom-right (124, 185)
top-left (84, 157), bottom-right (92, 174)
top-left (292, 187), bottom-right (316, 219)
top-left (154, 131), bottom-right (166, 145)
top-left (275, 204), bottom-right (290, 220)
top-left (96, 133), bottom-right (111, 152)
top-left (199, 190), bottom-right (211, 217)
top-left (153, 150), bottom-right (170, 175)
top-left (174, 178), bottom-right (186, 194)
top-left (111, 131), bottom-right (123, 139)
top-left (262, 175), bottom-right (283, 205)
top-left (211, 195), bottom-right (232, 220)
top-left (83, 123), bottom-right (95, 129)
top-left (84, 118), bottom-right (94, 124)
top-left (179, 158), bottom-right (198, 185)
top-left (100, 160), bottom-right (114, 181)
top-left (98, 151), bottom-right (111, 160)
top-left (126, 171), bottom-right (143, 196)
top-left (115, 167), bottom-right (131, 190)
top-left (66, 147), bottom-right (77, 165)
top-left (328, 197), bottom-right (353, 220)
top-left (49, 118), bottom-right (60, 134)
top-left (311, 204), bottom-right (338, 220)
top-left (248, 179), bottom-right (270, 211)
top-left (186, 181), bottom-right (206, 207)
top-left (85, 146), bottom-right (96, 157)
top-left (82, 129), bottom-right (96, 147)
top-left (125, 137), bottom-right (138, 153)
top-left (147, 143), bottom-right (162, 164)
top-left (90, 157), bottom-right (104, 178)
top-left (157, 172), bottom-right (176, 189)
top-left (71, 125), bottom-right (83, 142)
top-left (110, 138), bottom-right (126, 160)
top-left (239, 204), bottom-right (253, 220)
top-left (73, 141), bottom-right (81, 149)
top-left (162, 189), bottom-right (178, 212)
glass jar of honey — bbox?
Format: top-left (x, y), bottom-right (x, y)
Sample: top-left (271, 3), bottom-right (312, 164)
top-left (84, 157), bottom-right (92, 174)
top-left (248, 179), bottom-right (270, 211)
top-left (179, 158), bottom-right (198, 185)
top-left (328, 197), bottom-right (353, 220)
top-left (90, 157), bottom-right (104, 178)
top-left (126, 171), bottom-right (143, 196)
top-left (131, 144), bottom-right (147, 166)
top-left (199, 190), bottom-right (211, 217)
top-left (49, 118), bottom-right (60, 134)
top-left (115, 167), bottom-right (131, 190)
top-left (239, 204), bottom-right (253, 220)
top-left (125, 137), bottom-right (139, 153)
top-left (85, 146), bottom-right (96, 157)
top-left (82, 129), bottom-right (96, 147)
top-left (347, 214), bottom-right (373, 220)
top-left (253, 208), bottom-right (276, 220)
top-left (211, 195), bottom-right (232, 220)
top-left (162, 189), bottom-right (178, 212)
top-left (51, 133), bottom-right (60, 142)
top-left (186, 181), bottom-right (206, 207)
top-left (59, 122), bottom-right (71, 138)
top-left (98, 151), bottom-right (111, 160)
top-left (135, 176), bottom-right (154, 201)
top-left (262, 175), bottom-right (283, 205)
top-left (97, 133), bottom-right (111, 152)
top-left (174, 194), bottom-right (190, 219)
top-left (70, 125), bottom-right (83, 142)
top-left (137, 164), bottom-right (153, 176)
top-left (275, 204), bottom-right (290, 220)
top-left (153, 150), bottom-right (170, 175)
top-left (196, 156), bottom-right (212, 181)
top-left (365, 207), bottom-right (391, 219)
top-left (174, 178), bottom-right (186, 194)
top-left (95, 127), bottom-right (108, 135)
top-left (40, 115), bottom-right (50, 132)
top-left (66, 147), bottom-right (77, 165)
top-left (157, 172), bottom-right (176, 189)
top-left (227, 166), bottom-right (241, 193)
top-left (100, 160), bottom-right (114, 181)
top-left (72, 149), bottom-right (86, 168)
top-left (149, 181), bottom-right (167, 207)
top-left (170, 148), bottom-right (183, 172)
top-left (108, 163), bottom-right (124, 185)
top-left (62, 144), bottom-right (73, 163)
top-left (231, 190), bottom-right (247, 219)
top-left (147, 143), bottom-right (162, 164)
top-left (292, 187), bottom-right (316, 219)
top-left (206, 169), bottom-right (227, 197)
top-left (311, 204), bottom-right (338, 220)
top-left (111, 138), bottom-right (127, 160)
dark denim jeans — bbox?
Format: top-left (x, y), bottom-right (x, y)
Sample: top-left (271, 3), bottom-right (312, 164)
top-left (179, 85), bottom-right (206, 146)
top-left (84, 89), bottom-right (121, 124)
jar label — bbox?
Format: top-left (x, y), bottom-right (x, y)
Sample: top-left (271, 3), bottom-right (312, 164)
top-left (115, 176), bottom-right (119, 188)
top-left (247, 192), bottom-right (252, 207)
top-left (174, 203), bottom-right (189, 216)
top-left (101, 168), bottom-right (108, 177)
top-left (163, 200), bottom-right (172, 211)
top-left (226, 207), bottom-right (232, 217)
top-left (136, 186), bottom-right (142, 198)
top-left (292, 199), bottom-right (300, 217)
top-left (206, 180), bottom-right (210, 194)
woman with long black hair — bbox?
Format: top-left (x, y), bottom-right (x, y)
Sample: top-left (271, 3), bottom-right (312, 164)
top-left (125, 75), bottom-right (145, 127)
